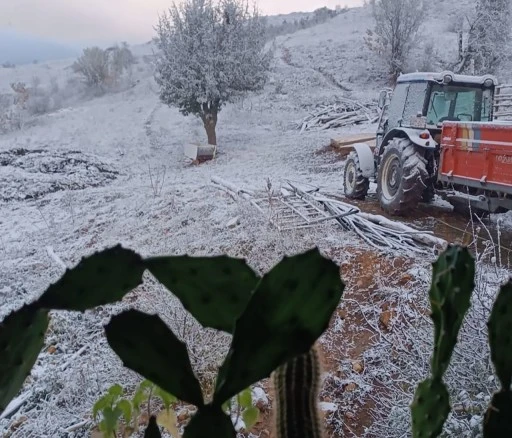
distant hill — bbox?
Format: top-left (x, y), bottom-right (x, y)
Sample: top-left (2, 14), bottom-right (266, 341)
top-left (0, 29), bottom-right (79, 66)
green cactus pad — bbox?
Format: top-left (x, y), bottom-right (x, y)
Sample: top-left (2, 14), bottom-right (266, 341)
top-left (38, 245), bottom-right (144, 311)
top-left (488, 281), bottom-right (512, 390)
top-left (183, 405), bottom-right (236, 438)
top-left (0, 305), bottom-right (49, 413)
top-left (483, 390), bottom-right (512, 436)
top-left (429, 245), bottom-right (474, 377)
top-left (144, 416), bottom-right (162, 438)
top-left (411, 378), bottom-right (450, 438)
top-left (213, 248), bottom-right (343, 404)
top-left (145, 255), bottom-right (259, 333)
top-left (105, 310), bottom-right (203, 407)
top-left (273, 347), bottom-right (323, 438)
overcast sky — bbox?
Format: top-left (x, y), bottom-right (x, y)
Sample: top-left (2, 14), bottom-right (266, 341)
top-left (1, 0), bottom-right (363, 45)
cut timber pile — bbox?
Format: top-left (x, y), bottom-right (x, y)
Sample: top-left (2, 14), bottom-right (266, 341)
top-left (296, 98), bottom-right (379, 133)
top-left (211, 176), bottom-right (446, 254)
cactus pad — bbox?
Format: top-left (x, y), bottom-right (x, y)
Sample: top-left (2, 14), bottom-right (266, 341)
top-left (429, 245), bottom-right (474, 377)
top-left (105, 310), bottom-right (203, 407)
top-left (38, 245), bottom-right (145, 311)
top-left (213, 248), bottom-right (343, 404)
top-left (484, 390), bottom-right (512, 436)
top-left (411, 378), bottom-right (450, 438)
top-left (0, 305), bottom-right (49, 413)
top-left (273, 347), bottom-right (323, 438)
top-left (145, 255), bottom-right (259, 333)
top-left (488, 281), bottom-right (512, 391)
top-left (183, 405), bottom-right (236, 438)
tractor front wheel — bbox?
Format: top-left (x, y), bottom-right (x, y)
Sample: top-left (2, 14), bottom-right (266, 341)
top-left (344, 151), bottom-right (370, 199)
top-left (377, 138), bottom-right (427, 215)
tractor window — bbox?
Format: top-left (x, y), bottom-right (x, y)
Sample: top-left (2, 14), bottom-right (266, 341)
top-left (426, 84), bottom-right (491, 126)
top-left (387, 83), bottom-right (409, 129)
top-left (403, 82), bottom-right (428, 126)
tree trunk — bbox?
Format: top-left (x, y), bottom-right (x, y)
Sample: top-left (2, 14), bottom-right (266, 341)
top-left (204, 119), bottom-right (217, 146)
top-left (201, 103), bottom-right (218, 146)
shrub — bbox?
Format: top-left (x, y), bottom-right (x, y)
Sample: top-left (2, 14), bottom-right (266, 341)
top-left (72, 44), bottom-right (135, 93)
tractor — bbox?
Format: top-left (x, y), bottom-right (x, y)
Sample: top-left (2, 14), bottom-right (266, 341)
top-left (344, 71), bottom-right (501, 215)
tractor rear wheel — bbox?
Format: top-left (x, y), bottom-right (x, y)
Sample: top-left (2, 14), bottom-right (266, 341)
top-left (377, 138), bottom-right (428, 215)
top-left (344, 151), bottom-right (369, 199)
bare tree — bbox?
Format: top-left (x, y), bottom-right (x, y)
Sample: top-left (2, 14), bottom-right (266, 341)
top-left (154, 0), bottom-right (272, 146)
top-left (365, 0), bottom-right (425, 81)
top-left (454, 0), bottom-right (511, 75)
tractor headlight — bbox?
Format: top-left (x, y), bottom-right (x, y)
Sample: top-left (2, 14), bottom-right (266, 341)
top-left (484, 78), bottom-right (494, 87)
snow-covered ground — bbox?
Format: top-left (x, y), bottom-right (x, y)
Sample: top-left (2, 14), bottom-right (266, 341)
top-left (1, 3), bottom-right (511, 437)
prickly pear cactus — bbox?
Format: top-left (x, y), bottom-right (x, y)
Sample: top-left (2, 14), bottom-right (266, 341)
top-left (411, 378), bottom-right (450, 438)
top-left (0, 245), bottom-right (343, 438)
top-left (273, 346), bottom-right (324, 438)
top-left (38, 245), bottom-right (145, 311)
top-left (105, 310), bottom-right (204, 407)
top-left (488, 281), bottom-right (512, 392)
top-left (105, 248), bottom-right (342, 438)
top-left (0, 305), bottom-right (49, 412)
top-left (214, 248), bottom-right (343, 404)
top-left (411, 245), bottom-right (475, 438)
top-left (484, 280), bottom-right (512, 436)
top-left (145, 255), bottom-right (260, 333)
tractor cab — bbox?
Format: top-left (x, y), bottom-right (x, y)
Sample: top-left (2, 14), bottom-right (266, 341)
top-left (376, 71), bottom-right (498, 155)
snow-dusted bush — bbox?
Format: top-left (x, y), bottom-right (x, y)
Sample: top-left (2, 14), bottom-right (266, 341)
top-left (365, 0), bottom-right (425, 81)
top-left (72, 47), bottom-right (110, 90)
top-left (154, 0), bottom-right (272, 146)
top-left (25, 76), bottom-right (52, 115)
top-left (72, 44), bottom-right (135, 93)
top-left (0, 93), bottom-right (23, 134)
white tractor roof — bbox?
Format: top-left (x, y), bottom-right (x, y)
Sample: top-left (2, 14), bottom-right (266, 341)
top-left (397, 71), bottom-right (499, 86)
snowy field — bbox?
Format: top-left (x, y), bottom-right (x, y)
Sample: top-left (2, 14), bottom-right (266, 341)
top-left (1, 4), bottom-right (511, 437)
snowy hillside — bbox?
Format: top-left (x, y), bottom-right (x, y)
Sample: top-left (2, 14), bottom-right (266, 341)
top-left (1, 2), bottom-right (511, 437)
top-left (277, 0), bottom-right (512, 94)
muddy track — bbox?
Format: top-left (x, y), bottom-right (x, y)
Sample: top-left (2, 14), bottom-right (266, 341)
top-left (343, 193), bottom-right (512, 262)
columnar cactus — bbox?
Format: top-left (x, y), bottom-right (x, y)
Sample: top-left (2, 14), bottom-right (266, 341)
top-left (272, 346), bottom-right (324, 438)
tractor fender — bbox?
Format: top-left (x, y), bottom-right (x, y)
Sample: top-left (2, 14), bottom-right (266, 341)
top-left (352, 143), bottom-right (375, 178)
top-left (381, 128), bottom-right (436, 152)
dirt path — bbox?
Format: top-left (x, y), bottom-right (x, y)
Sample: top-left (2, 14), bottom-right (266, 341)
top-left (280, 46), bottom-right (352, 92)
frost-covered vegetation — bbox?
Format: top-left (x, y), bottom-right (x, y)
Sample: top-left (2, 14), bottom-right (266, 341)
top-left (72, 43), bottom-right (135, 93)
top-left (154, 0), bottom-right (272, 146)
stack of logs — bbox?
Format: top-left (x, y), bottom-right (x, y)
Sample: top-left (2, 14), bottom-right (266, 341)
top-left (297, 98), bottom-right (379, 133)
